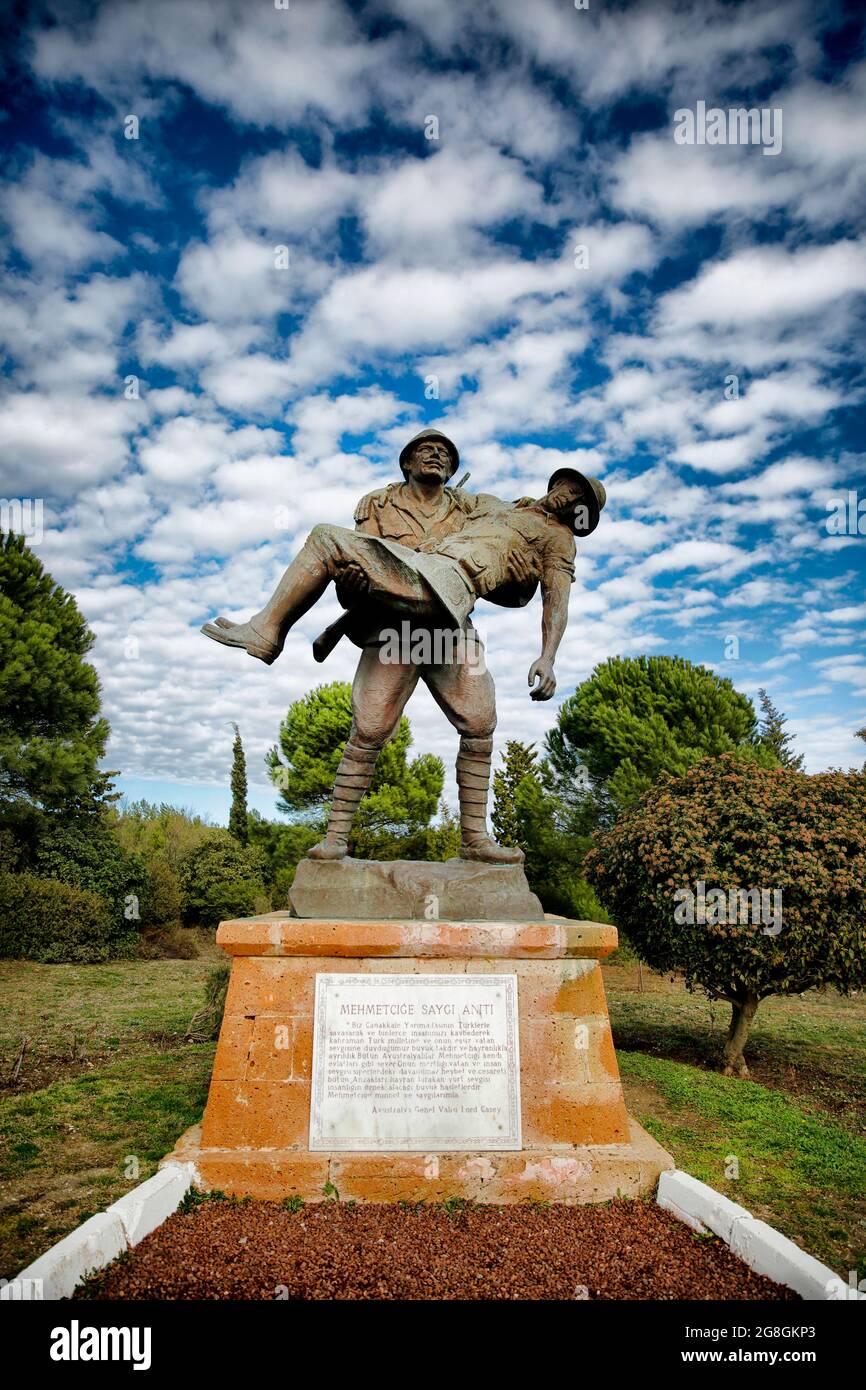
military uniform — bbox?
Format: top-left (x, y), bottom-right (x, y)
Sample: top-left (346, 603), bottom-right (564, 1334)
top-left (341, 481), bottom-right (499, 747)
top-left (418, 496), bottom-right (576, 602)
top-left (297, 470), bottom-right (510, 863)
top-left (308, 483), bottom-right (576, 865)
top-left (354, 479), bottom-right (479, 548)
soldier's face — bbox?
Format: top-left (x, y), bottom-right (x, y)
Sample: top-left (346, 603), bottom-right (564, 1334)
top-left (406, 441), bottom-right (452, 482)
top-left (543, 479), bottom-right (582, 515)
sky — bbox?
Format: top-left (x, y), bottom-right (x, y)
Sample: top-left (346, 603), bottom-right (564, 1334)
top-left (1, 0), bottom-right (864, 823)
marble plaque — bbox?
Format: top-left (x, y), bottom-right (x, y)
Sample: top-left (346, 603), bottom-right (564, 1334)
top-left (309, 974), bottom-right (521, 1151)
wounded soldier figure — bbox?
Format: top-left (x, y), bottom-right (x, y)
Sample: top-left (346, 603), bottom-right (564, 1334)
top-left (202, 447), bottom-right (606, 862)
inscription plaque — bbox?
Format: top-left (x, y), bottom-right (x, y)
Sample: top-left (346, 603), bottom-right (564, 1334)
top-left (309, 974), bottom-right (521, 1151)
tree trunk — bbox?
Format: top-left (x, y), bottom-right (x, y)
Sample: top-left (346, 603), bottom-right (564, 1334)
top-left (722, 996), bottom-right (759, 1077)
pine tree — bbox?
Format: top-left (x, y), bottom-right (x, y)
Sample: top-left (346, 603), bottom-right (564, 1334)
top-left (492, 742), bottom-right (539, 848)
top-left (547, 655), bottom-right (773, 813)
top-left (228, 723), bottom-right (248, 845)
top-left (266, 682), bottom-right (443, 854)
top-left (757, 688), bottom-right (805, 770)
top-left (0, 533), bottom-right (111, 832)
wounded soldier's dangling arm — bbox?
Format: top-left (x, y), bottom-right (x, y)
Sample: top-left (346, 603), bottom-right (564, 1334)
top-left (528, 567), bottom-right (571, 701)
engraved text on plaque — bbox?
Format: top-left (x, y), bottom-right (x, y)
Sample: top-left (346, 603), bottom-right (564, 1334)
top-left (309, 974), bottom-right (521, 1151)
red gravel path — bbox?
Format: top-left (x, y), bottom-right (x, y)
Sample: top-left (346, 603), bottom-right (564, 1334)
top-left (74, 1197), bottom-right (799, 1301)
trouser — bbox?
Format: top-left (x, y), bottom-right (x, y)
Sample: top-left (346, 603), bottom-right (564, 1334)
top-left (323, 637), bottom-right (497, 847)
top-left (259, 524), bottom-right (472, 639)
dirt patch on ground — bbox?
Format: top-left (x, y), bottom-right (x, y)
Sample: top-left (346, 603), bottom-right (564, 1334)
top-left (75, 1198), bottom-right (798, 1301)
top-left (0, 1032), bottom-right (198, 1097)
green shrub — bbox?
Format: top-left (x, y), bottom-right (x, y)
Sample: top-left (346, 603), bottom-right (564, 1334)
top-left (248, 815), bottom-right (323, 891)
top-left (139, 922), bottom-right (199, 960)
top-left (585, 755), bottom-right (866, 1074)
top-left (109, 799), bottom-right (215, 873)
top-left (0, 870), bottom-right (137, 962)
top-left (179, 832), bottom-right (268, 928)
top-left (140, 856), bottom-right (182, 926)
top-left (31, 817), bottom-right (145, 930)
top-left (491, 742), bottom-right (608, 920)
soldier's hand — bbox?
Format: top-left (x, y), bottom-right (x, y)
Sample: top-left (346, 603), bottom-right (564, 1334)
top-left (334, 562), bottom-right (369, 605)
top-left (528, 657), bottom-right (556, 701)
top-left (506, 548), bottom-right (540, 586)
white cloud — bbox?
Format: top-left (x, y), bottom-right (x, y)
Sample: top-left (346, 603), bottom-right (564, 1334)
top-left (33, 0), bottom-right (399, 129)
top-left (361, 146), bottom-right (548, 259)
top-left (610, 134), bottom-right (801, 225)
top-left (658, 239), bottom-right (866, 332)
top-left (0, 391), bottom-right (140, 497)
top-left (175, 232), bottom-right (328, 323)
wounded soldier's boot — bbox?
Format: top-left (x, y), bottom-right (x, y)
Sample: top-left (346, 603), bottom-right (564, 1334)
top-left (307, 738), bottom-right (380, 860)
top-left (202, 529), bottom-right (337, 664)
top-left (457, 736), bottom-right (524, 864)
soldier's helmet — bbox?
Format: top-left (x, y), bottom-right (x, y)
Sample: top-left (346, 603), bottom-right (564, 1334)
top-left (546, 468), bottom-right (607, 536)
top-left (399, 428), bottom-right (460, 479)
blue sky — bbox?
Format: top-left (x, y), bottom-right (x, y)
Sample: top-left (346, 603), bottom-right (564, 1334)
top-left (1, 0), bottom-right (864, 823)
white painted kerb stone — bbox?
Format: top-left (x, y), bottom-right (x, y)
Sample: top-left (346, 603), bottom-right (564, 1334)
top-left (2, 1161), bottom-right (196, 1301)
top-left (5, 1212), bottom-right (126, 1302)
top-left (728, 1217), bottom-right (854, 1302)
top-left (658, 1169), bottom-right (751, 1241)
top-left (107, 1162), bottom-right (197, 1246)
top-left (658, 1169), bottom-right (862, 1301)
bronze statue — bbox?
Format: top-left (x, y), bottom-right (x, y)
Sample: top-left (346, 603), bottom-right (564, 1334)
top-left (202, 428), bottom-right (606, 863)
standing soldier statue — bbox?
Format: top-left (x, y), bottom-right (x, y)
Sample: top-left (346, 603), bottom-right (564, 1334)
top-left (202, 427), bottom-right (605, 864)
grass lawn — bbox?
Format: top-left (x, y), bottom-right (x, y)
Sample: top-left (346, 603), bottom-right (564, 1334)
top-left (0, 956), bottom-right (217, 1275)
top-left (606, 961), bottom-right (866, 1281)
top-left (0, 951), bottom-right (863, 1283)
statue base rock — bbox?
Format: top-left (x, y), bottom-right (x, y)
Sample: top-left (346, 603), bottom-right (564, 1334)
top-left (289, 856), bottom-right (543, 921)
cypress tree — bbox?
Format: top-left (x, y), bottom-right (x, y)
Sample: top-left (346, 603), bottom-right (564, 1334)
top-left (491, 741), bottom-right (539, 848)
top-left (228, 723), bottom-right (248, 845)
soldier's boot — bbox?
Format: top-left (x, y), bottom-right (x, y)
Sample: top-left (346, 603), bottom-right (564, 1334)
top-left (307, 738), bottom-right (380, 860)
top-left (457, 736), bottom-right (524, 864)
top-left (201, 528), bottom-right (336, 664)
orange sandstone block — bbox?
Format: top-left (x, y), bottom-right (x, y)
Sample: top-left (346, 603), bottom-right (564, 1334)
top-left (563, 922), bottom-right (618, 958)
top-left (308, 921), bottom-right (406, 956)
top-left (555, 964), bottom-right (608, 1016)
top-left (222, 958), bottom-right (304, 1017)
top-left (195, 1151), bottom-right (330, 1201)
top-left (355, 957), bottom-right (468, 975)
top-left (224, 957), bottom-right (361, 1018)
top-left (200, 1080), bottom-right (311, 1149)
top-left (514, 961), bottom-right (604, 1017)
top-left (291, 1018), bottom-right (314, 1082)
top-left (210, 1015), bottom-right (254, 1082)
top-left (216, 915), bottom-right (618, 960)
top-left (520, 1015), bottom-right (622, 1088)
top-left (244, 1017), bottom-right (295, 1082)
top-left (330, 1152), bottom-right (488, 1203)
top-left (522, 1086), bottom-right (630, 1146)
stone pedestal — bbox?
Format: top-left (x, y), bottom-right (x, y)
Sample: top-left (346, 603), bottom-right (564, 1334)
top-left (166, 912), bottom-right (673, 1203)
top-left (289, 857), bottom-right (543, 921)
